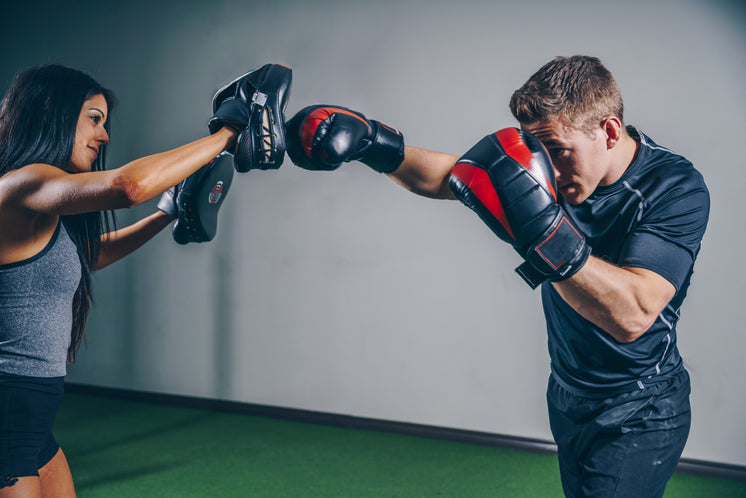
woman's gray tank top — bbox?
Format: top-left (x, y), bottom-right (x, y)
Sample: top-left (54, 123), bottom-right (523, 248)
top-left (0, 222), bottom-right (81, 377)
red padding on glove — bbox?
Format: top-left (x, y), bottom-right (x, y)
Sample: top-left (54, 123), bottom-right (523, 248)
top-left (495, 128), bottom-right (557, 201)
top-left (301, 107), bottom-right (370, 157)
top-left (451, 162), bottom-right (515, 240)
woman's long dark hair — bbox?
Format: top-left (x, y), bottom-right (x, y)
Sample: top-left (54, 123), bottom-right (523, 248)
top-left (0, 64), bottom-right (118, 362)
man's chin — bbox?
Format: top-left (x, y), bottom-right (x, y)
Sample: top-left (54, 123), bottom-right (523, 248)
top-left (560, 190), bottom-right (585, 205)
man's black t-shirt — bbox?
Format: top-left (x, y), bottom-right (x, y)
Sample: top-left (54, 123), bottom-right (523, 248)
top-left (543, 127), bottom-right (710, 395)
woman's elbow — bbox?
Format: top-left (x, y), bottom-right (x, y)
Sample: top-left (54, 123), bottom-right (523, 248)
top-left (110, 174), bottom-right (147, 208)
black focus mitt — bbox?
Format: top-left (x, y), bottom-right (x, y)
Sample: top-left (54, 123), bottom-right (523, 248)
top-left (157, 152), bottom-right (235, 244)
top-left (209, 63), bottom-right (292, 172)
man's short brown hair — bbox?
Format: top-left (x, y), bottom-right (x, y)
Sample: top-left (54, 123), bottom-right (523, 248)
top-left (509, 55), bottom-right (624, 135)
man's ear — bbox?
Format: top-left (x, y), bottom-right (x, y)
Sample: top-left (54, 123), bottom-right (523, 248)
top-left (602, 116), bottom-right (623, 149)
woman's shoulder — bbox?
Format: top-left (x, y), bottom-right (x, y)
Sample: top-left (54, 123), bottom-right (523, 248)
top-left (0, 210), bottom-right (59, 266)
top-left (0, 164), bottom-right (63, 265)
top-left (0, 163), bottom-right (68, 203)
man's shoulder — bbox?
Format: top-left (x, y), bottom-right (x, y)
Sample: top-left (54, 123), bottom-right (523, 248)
top-left (629, 127), bottom-right (707, 193)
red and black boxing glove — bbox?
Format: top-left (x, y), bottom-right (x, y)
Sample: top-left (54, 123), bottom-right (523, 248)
top-left (448, 127), bottom-right (591, 288)
top-left (285, 105), bottom-right (404, 174)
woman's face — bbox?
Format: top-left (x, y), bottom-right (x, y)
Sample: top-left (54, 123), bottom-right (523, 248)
top-left (68, 93), bottom-right (109, 173)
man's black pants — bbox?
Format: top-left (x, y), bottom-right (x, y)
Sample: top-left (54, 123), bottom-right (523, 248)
top-left (547, 370), bottom-right (691, 498)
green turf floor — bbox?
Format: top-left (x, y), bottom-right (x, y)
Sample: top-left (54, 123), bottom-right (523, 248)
top-left (54, 392), bottom-right (746, 497)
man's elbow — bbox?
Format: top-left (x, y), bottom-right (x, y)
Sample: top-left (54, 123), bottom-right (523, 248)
top-left (616, 312), bottom-right (658, 343)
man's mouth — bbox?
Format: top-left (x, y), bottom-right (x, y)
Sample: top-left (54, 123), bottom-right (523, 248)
top-left (558, 182), bottom-right (573, 193)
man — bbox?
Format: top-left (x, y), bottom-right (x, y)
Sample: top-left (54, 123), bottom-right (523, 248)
top-left (285, 55), bottom-right (710, 497)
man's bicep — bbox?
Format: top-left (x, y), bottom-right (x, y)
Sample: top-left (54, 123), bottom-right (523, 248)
top-left (622, 266), bottom-right (676, 316)
top-left (620, 187), bottom-right (709, 291)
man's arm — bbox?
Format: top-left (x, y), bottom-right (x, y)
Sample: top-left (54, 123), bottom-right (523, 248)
top-left (285, 105), bottom-right (458, 200)
top-left (284, 109), bottom-right (678, 342)
top-left (448, 128), bottom-right (693, 344)
top-left (386, 146), bottom-right (458, 200)
top-left (553, 259), bottom-right (676, 343)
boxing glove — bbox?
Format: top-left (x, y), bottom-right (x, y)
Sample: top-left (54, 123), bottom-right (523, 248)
top-left (285, 105), bottom-right (404, 174)
top-left (449, 127), bottom-right (590, 288)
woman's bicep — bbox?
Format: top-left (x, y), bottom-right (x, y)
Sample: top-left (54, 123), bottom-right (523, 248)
top-left (2, 164), bottom-right (130, 215)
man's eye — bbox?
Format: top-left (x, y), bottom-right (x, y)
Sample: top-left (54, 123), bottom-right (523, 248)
top-left (550, 148), bottom-right (568, 158)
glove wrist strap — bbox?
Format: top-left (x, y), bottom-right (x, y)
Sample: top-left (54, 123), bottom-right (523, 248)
top-left (517, 213), bottom-right (591, 288)
top-left (360, 120), bottom-right (405, 174)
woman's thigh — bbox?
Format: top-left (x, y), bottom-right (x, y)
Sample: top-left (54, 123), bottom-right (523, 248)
top-left (39, 448), bottom-right (75, 498)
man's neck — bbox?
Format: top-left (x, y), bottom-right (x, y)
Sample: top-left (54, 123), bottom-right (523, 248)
top-left (604, 133), bottom-right (640, 186)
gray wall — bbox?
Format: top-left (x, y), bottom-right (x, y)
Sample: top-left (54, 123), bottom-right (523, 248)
top-left (2, 0), bottom-right (744, 467)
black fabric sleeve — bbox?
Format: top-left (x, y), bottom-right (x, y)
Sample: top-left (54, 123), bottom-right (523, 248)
top-left (619, 176), bottom-right (710, 290)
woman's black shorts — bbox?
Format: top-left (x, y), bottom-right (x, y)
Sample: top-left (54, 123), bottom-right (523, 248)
top-left (0, 373), bottom-right (64, 487)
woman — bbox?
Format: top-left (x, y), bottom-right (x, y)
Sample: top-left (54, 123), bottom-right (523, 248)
top-left (0, 64), bottom-right (238, 496)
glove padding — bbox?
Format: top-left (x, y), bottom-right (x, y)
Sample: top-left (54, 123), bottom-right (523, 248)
top-left (448, 127), bottom-right (590, 288)
top-left (157, 152), bottom-right (234, 244)
top-left (209, 63), bottom-right (292, 172)
top-left (285, 105), bottom-right (404, 174)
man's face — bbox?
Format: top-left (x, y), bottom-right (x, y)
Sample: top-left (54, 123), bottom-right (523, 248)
top-left (521, 120), bottom-right (609, 205)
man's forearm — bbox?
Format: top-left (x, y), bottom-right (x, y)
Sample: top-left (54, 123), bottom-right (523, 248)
top-left (387, 146), bottom-right (458, 199)
top-left (552, 256), bottom-right (676, 343)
